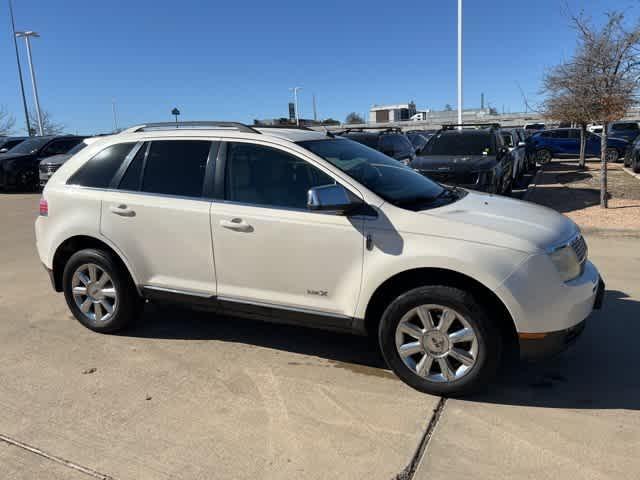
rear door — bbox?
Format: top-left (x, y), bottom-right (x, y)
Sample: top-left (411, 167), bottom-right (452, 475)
top-left (100, 139), bottom-right (217, 296)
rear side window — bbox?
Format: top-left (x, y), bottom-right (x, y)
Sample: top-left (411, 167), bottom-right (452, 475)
top-left (118, 144), bottom-right (147, 191)
top-left (141, 140), bottom-right (211, 197)
top-left (67, 143), bottom-right (136, 188)
top-left (552, 130), bottom-right (569, 139)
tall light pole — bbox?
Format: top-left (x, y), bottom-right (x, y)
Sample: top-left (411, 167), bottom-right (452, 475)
top-left (16, 31), bottom-right (44, 136)
top-left (457, 0), bottom-right (463, 128)
top-left (8, 0), bottom-right (31, 135)
top-left (290, 86), bottom-right (302, 126)
top-left (112, 98), bottom-right (118, 132)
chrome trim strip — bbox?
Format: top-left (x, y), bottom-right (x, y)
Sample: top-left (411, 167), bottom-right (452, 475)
top-left (64, 184), bottom-right (213, 203)
top-left (545, 230), bottom-right (582, 254)
top-left (142, 285), bottom-right (214, 298)
top-left (217, 295), bottom-right (350, 320)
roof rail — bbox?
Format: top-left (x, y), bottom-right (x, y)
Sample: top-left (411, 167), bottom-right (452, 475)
top-left (441, 123), bottom-right (501, 130)
top-left (253, 124), bottom-right (314, 131)
top-left (121, 121), bottom-right (261, 134)
top-left (340, 126), bottom-right (403, 134)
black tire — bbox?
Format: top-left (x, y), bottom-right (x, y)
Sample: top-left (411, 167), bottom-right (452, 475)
top-left (536, 149), bottom-right (552, 164)
top-left (605, 147), bottom-right (620, 163)
top-left (17, 168), bottom-right (38, 192)
top-left (624, 153), bottom-right (631, 167)
top-left (378, 286), bottom-right (501, 397)
top-left (633, 155), bottom-right (640, 174)
top-left (62, 248), bottom-right (141, 333)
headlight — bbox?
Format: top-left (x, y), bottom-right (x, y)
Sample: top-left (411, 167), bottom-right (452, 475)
top-left (549, 245), bottom-right (581, 282)
top-left (400, 158), bottom-right (411, 166)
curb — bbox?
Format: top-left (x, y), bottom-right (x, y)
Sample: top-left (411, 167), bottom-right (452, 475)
top-left (522, 164), bottom-right (546, 201)
top-left (622, 166), bottom-right (640, 181)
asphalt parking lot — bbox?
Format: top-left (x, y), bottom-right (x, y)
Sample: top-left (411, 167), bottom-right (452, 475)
top-left (1, 192), bottom-right (639, 479)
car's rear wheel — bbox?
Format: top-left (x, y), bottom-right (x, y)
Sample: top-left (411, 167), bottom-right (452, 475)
top-left (605, 148), bottom-right (620, 163)
top-left (62, 248), bottom-right (141, 333)
top-left (624, 153), bottom-right (632, 167)
top-left (536, 149), bottom-right (552, 164)
top-left (17, 168), bottom-right (37, 191)
top-left (633, 154), bottom-right (640, 173)
top-left (378, 286), bottom-right (501, 397)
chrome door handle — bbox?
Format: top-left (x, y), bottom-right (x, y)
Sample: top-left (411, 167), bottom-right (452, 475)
top-left (109, 204), bottom-right (135, 217)
top-left (220, 218), bottom-right (252, 232)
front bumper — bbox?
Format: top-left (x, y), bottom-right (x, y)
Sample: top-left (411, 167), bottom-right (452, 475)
top-left (39, 165), bottom-right (59, 187)
top-left (519, 276), bottom-right (604, 360)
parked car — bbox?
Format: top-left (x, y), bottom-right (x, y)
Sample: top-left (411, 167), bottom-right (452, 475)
top-left (587, 124), bottom-right (603, 134)
top-left (411, 124), bottom-right (514, 195)
top-left (337, 128), bottom-right (416, 165)
top-left (607, 121), bottom-right (640, 143)
top-left (528, 128), bottom-right (628, 164)
top-left (623, 135), bottom-right (640, 173)
top-left (0, 136), bottom-right (28, 154)
top-left (0, 135), bottom-right (85, 190)
top-left (523, 123), bottom-right (545, 136)
top-left (39, 137), bottom-right (101, 187)
top-left (35, 121), bottom-right (604, 397)
top-left (501, 128), bottom-right (528, 181)
top-left (406, 132), bottom-right (429, 155)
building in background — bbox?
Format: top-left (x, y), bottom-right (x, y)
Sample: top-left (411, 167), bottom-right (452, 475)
top-left (369, 102), bottom-right (417, 123)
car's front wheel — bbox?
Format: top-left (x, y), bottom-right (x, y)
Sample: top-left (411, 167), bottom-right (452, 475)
top-left (633, 154), bottom-right (640, 174)
top-left (605, 147), bottom-right (620, 163)
top-left (62, 248), bottom-right (141, 333)
top-left (378, 286), bottom-right (501, 397)
top-left (536, 149), bottom-right (552, 164)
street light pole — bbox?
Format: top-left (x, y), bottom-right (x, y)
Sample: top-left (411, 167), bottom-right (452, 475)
top-left (290, 87), bottom-right (302, 126)
top-left (457, 0), bottom-right (463, 128)
top-left (112, 98), bottom-right (118, 132)
top-left (16, 31), bottom-right (43, 136)
top-left (8, 0), bottom-right (31, 136)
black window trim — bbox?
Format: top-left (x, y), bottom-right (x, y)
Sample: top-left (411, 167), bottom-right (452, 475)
top-left (109, 141), bottom-right (146, 190)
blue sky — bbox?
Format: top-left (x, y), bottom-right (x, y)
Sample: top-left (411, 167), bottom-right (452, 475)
top-left (1, 0), bottom-right (638, 134)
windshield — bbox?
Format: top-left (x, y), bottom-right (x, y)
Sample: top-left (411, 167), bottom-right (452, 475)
top-left (67, 142), bottom-right (88, 155)
top-left (7, 137), bottom-right (50, 155)
top-left (612, 123), bottom-right (638, 131)
top-left (298, 138), bottom-right (445, 206)
top-left (423, 132), bottom-right (494, 156)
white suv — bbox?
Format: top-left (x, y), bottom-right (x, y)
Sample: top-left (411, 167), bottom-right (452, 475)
top-left (35, 122), bottom-right (604, 396)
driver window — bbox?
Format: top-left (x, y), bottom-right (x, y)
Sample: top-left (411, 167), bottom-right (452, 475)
top-left (225, 142), bottom-right (335, 210)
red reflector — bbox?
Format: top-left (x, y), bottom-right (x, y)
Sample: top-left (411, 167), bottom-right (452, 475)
top-left (39, 198), bottom-right (48, 216)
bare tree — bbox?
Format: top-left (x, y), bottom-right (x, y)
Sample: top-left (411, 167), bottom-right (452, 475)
top-left (345, 112), bottom-right (364, 125)
top-left (0, 106), bottom-right (16, 136)
top-left (544, 11), bottom-right (640, 207)
top-left (29, 110), bottom-right (65, 136)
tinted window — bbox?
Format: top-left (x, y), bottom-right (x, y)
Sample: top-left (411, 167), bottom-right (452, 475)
top-left (298, 139), bottom-right (445, 207)
top-left (225, 142), bottom-right (334, 209)
top-left (118, 144), bottom-right (147, 191)
top-left (552, 130), bottom-right (570, 139)
top-left (42, 138), bottom-right (83, 156)
top-left (502, 133), bottom-right (514, 147)
top-left (612, 123), bottom-right (638, 131)
top-left (423, 132), bottom-right (494, 156)
top-left (6, 137), bottom-right (50, 154)
top-left (68, 143), bottom-right (136, 188)
top-left (66, 142), bottom-right (88, 156)
top-left (384, 134), bottom-right (413, 157)
top-left (141, 140), bottom-right (210, 197)
top-left (1, 139), bottom-right (25, 150)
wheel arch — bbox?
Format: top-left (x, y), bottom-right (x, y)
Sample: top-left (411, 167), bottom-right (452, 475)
top-left (51, 235), bottom-right (140, 294)
top-left (363, 267), bottom-right (518, 356)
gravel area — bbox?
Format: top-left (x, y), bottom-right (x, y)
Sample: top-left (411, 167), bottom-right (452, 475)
top-left (527, 160), bottom-right (640, 231)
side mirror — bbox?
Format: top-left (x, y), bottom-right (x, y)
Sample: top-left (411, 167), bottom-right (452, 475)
top-left (518, 141), bottom-right (526, 147)
top-left (307, 184), bottom-right (363, 215)
top-left (0, 148), bottom-right (7, 153)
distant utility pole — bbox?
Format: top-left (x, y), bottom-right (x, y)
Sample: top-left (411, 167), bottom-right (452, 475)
top-left (312, 94), bottom-right (317, 121)
top-left (16, 30), bottom-right (43, 135)
top-left (457, 0), bottom-right (463, 128)
top-left (8, 0), bottom-right (31, 136)
top-left (112, 98), bottom-right (118, 132)
top-left (290, 86), bottom-right (302, 126)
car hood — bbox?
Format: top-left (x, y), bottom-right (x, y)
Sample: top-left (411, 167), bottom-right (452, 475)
top-left (0, 153), bottom-right (34, 163)
top-left (40, 154), bottom-right (71, 166)
top-left (386, 191), bottom-right (578, 254)
top-left (411, 155), bottom-right (498, 172)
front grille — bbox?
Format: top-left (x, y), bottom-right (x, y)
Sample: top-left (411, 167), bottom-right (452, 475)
top-left (571, 234), bottom-right (588, 265)
top-left (39, 164), bottom-right (60, 174)
top-left (420, 171), bottom-right (478, 186)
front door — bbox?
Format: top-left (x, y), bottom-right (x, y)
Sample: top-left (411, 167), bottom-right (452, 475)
top-left (100, 139), bottom-right (217, 296)
top-left (209, 141), bottom-right (365, 322)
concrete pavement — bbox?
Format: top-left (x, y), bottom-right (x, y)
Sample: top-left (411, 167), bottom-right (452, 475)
top-left (0, 193), bottom-right (435, 479)
top-left (415, 235), bottom-right (640, 479)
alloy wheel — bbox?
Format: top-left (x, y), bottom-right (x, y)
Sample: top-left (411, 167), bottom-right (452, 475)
top-left (71, 263), bottom-right (118, 323)
top-left (395, 304), bottom-right (478, 383)
top-left (605, 148), bottom-right (619, 163)
top-left (537, 150), bottom-right (552, 164)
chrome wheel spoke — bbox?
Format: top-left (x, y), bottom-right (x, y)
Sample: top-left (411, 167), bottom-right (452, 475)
top-left (72, 286), bottom-right (87, 295)
top-left (101, 288), bottom-right (116, 298)
top-left (398, 341), bottom-right (423, 358)
top-left (398, 322), bottom-right (424, 340)
top-left (416, 306), bottom-right (435, 330)
top-left (449, 327), bottom-right (474, 344)
top-left (80, 298), bottom-right (92, 313)
top-left (94, 302), bottom-right (103, 322)
top-left (100, 299), bottom-right (113, 314)
top-left (77, 271), bottom-right (90, 286)
top-left (438, 308), bottom-right (456, 333)
top-left (448, 348), bottom-right (474, 367)
top-left (416, 354), bottom-right (433, 377)
top-left (88, 264), bottom-right (98, 283)
top-left (438, 358), bottom-right (455, 381)
top-left (96, 272), bottom-right (110, 289)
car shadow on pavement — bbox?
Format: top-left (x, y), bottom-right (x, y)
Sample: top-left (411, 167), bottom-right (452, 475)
top-left (123, 302), bottom-right (390, 374)
top-left (472, 289), bottom-right (640, 410)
